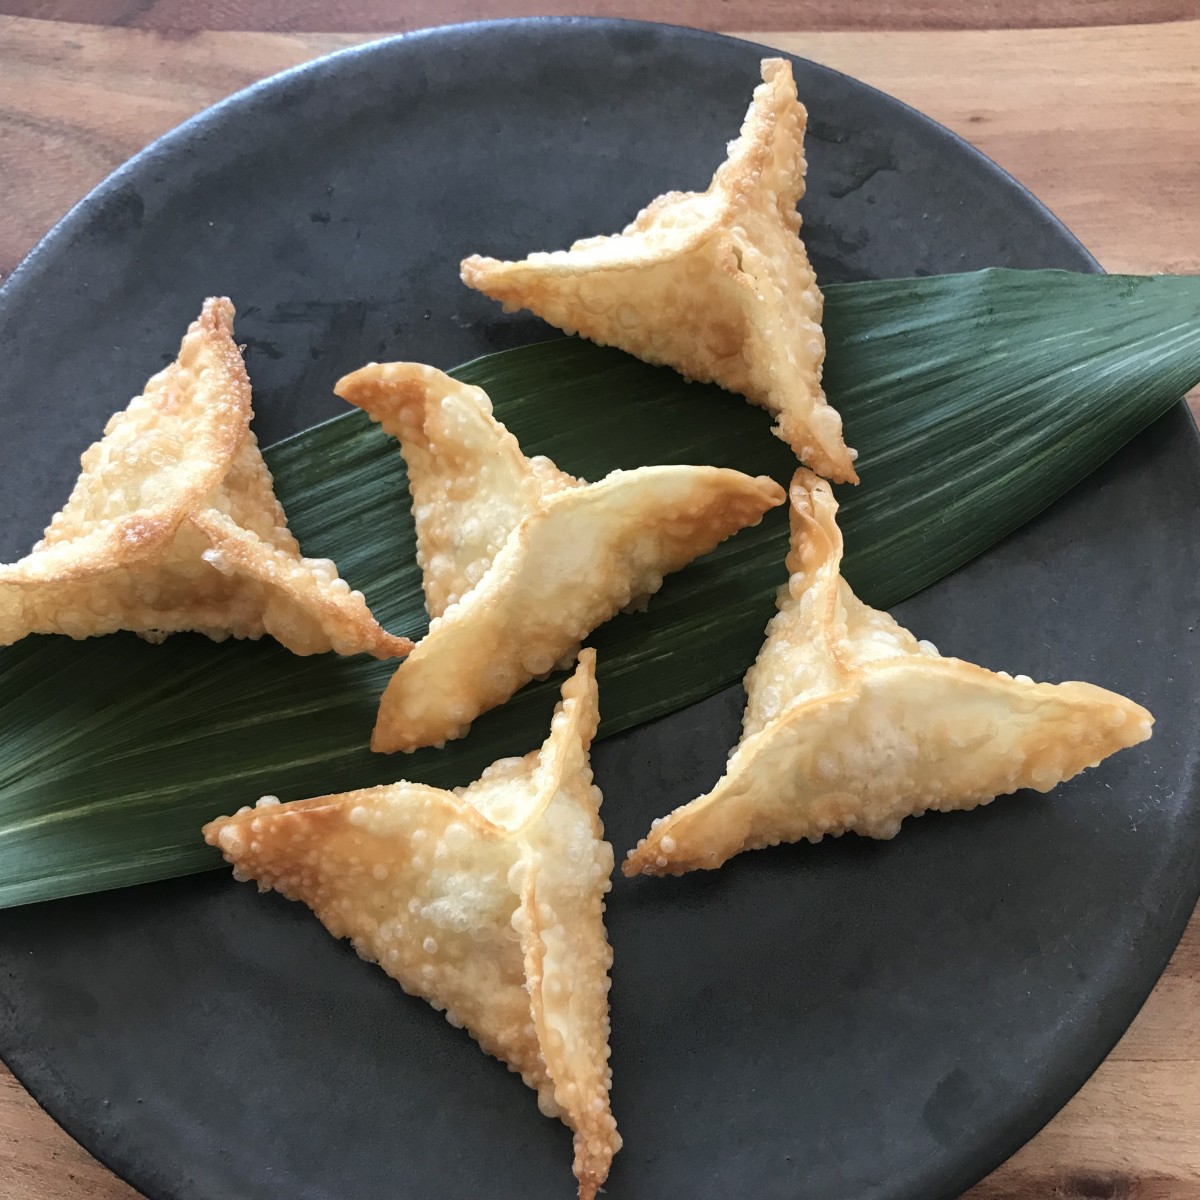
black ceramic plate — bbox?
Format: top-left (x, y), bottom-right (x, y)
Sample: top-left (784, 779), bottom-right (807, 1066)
top-left (0, 17), bottom-right (1196, 1200)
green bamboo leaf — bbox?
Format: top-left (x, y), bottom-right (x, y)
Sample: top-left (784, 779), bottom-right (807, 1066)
top-left (0, 268), bottom-right (1197, 908)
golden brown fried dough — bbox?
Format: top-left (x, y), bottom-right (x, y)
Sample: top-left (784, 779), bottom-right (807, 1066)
top-left (625, 469), bottom-right (1153, 876)
top-left (0, 299), bottom-right (410, 658)
top-left (462, 58), bottom-right (856, 483)
top-left (337, 357), bottom-right (578, 621)
top-left (204, 651), bottom-right (619, 1200)
top-left (336, 362), bottom-right (784, 753)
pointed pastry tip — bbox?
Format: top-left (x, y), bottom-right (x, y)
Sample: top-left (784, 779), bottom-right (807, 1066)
top-left (350, 364), bottom-right (783, 753)
top-left (0, 300), bottom-right (408, 657)
top-left (204, 651), bottom-right (618, 1200)
top-left (624, 467), bottom-right (1153, 876)
top-left (459, 56), bottom-right (857, 483)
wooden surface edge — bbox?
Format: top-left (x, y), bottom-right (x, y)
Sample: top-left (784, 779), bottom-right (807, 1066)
top-left (0, 0), bottom-right (1195, 34)
top-left (3, 18), bottom-right (1200, 280)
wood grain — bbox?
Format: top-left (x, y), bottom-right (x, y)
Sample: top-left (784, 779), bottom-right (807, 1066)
top-left (0, 18), bottom-right (358, 282)
top-left (4, 19), bottom-right (1200, 284)
top-left (1, 0), bottom-right (1195, 33)
top-left (0, 11), bottom-right (1198, 1200)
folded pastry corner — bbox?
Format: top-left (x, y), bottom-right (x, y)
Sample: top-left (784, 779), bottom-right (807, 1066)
top-left (204, 650), bottom-right (619, 1200)
top-left (336, 362), bottom-right (785, 753)
top-left (461, 58), bottom-right (856, 483)
top-left (0, 299), bottom-right (410, 659)
top-left (625, 468), bottom-right (1153, 876)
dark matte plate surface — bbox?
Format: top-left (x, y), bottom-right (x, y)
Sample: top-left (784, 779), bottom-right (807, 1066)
top-left (0, 18), bottom-right (1197, 1200)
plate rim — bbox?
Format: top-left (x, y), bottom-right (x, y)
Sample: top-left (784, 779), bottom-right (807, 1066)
top-left (0, 15), bottom-right (1102, 311)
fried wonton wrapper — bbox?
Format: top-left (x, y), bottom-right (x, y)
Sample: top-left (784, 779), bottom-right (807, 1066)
top-left (461, 58), bottom-right (856, 483)
top-left (0, 299), bottom-right (410, 658)
top-left (204, 650), bottom-right (619, 1200)
top-left (625, 469), bottom-right (1154, 876)
top-left (336, 362), bottom-right (785, 753)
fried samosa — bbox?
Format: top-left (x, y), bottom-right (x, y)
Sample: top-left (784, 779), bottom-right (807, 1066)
top-left (0, 299), bottom-right (409, 658)
top-left (625, 469), bottom-right (1153, 876)
top-left (204, 650), bottom-right (619, 1200)
top-left (335, 362), bottom-right (784, 752)
top-left (461, 58), bottom-right (856, 483)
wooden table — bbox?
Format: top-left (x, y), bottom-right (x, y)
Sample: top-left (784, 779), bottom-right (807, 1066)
top-left (1, 3), bottom-right (1198, 1197)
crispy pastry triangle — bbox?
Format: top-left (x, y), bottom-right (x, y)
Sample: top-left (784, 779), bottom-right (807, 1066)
top-left (461, 58), bottom-right (857, 483)
top-left (0, 299), bottom-right (410, 658)
top-left (625, 469), bottom-right (1154, 876)
top-left (336, 362), bottom-right (785, 752)
top-left (204, 651), bottom-right (619, 1200)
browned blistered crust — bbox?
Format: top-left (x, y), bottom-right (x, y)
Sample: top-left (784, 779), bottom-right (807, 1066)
top-left (625, 469), bottom-right (1154, 876)
top-left (204, 652), bottom-right (619, 1200)
top-left (337, 362), bottom-right (785, 753)
top-left (0, 298), bottom-right (410, 658)
top-left (462, 58), bottom-right (857, 483)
